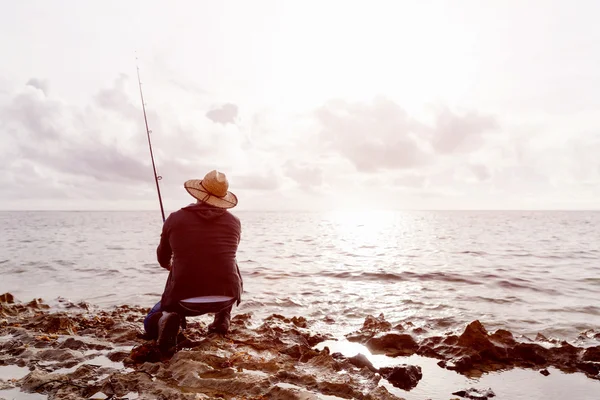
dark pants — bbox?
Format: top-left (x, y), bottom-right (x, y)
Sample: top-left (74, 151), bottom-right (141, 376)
top-left (144, 301), bottom-right (232, 333)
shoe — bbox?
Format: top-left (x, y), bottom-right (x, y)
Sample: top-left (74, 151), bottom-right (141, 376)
top-left (157, 312), bottom-right (180, 352)
top-left (143, 311), bottom-right (163, 340)
top-left (207, 320), bottom-right (230, 335)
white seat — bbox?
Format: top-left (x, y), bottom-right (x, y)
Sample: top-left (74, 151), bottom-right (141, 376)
top-left (178, 295), bottom-right (236, 316)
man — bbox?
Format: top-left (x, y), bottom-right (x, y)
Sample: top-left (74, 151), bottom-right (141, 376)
top-left (143, 170), bottom-right (243, 351)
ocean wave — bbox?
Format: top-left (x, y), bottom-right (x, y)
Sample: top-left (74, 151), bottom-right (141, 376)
top-left (540, 306), bottom-right (600, 316)
top-left (458, 250), bottom-right (489, 256)
top-left (496, 280), bottom-right (559, 295)
top-left (459, 295), bottom-right (522, 305)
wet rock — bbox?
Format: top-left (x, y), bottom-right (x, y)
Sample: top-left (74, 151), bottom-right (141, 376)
top-left (25, 298), bottom-right (50, 311)
top-left (107, 351), bottom-right (130, 362)
top-left (59, 337), bottom-right (88, 350)
top-left (457, 321), bottom-right (494, 351)
top-left (379, 364), bottom-right (422, 390)
top-left (583, 346), bottom-right (600, 362)
top-left (366, 332), bottom-right (419, 356)
top-left (127, 343), bottom-right (164, 364)
top-left (348, 353), bottom-right (377, 372)
top-left (281, 344), bottom-right (307, 359)
top-left (510, 343), bottom-right (548, 365)
top-left (28, 313), bottom-right (78, 335)
top-left (346, 313), bottom-right (393, 342)
top-left (108, 327), bottom-right (140, 344)
top-left (452, 388), bottom-right (496, 399)
top-left (263, 385), bottom-right (319, 400)
top-left (0, 293), bottom-right (15, 303)
top-left (4, 297), bottom-right (600, 399)
top-left (577, 361), bottom-right (600, 377)
top-left (490, 329), bottom-right (517, 346)
top-left (38, 348), bottom-right (85, 364)
top-left (231, 312), bottom-right (252, 328)
top-left (20, 370), bottom-right (63, 392)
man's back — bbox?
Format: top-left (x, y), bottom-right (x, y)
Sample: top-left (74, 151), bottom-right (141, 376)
top-left (157, 202), bottom-right (243, 310)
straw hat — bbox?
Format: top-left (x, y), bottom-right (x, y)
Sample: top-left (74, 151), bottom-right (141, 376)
top-left (184, 170), bottom-right (238, 209)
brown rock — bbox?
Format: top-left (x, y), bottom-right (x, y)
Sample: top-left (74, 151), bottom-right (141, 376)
top-left (348, 353), bottom-right (377, 372)
top-left (577, 361), bottom-right (600, 376)
top-left (366, 332), bottom-right (418, 356)
top-left (490, 329), bottom-right (517, 346)
top-left (0, 293), bottom-right (15, 303)
top-left (38, 348), bottom-right (84, 363)
top-left (452, 387), bottom-right (496, 399)
top-left (30, 313), bottom-right (78, 335)
top-left (457, 321), bottom-right (493, 351)
top-left (59, 337), bottom-right (88, 350)
top-left (346, 314), bottom-right (393, 342)
top-left (107, 351), bottom-right (129, 362)
top-left (379, 364), bottom-right (422, 390)
top-left (583, 346), bottom-right (600, 362)
top-left (510, 343), bottom-right (548, 365)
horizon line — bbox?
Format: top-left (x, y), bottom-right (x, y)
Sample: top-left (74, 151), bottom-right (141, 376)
top-left (0, 208), bottom-right (599, 212)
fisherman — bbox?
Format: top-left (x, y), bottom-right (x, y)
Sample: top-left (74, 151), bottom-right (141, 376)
top-left (143, 170), bottom-right (242, 351)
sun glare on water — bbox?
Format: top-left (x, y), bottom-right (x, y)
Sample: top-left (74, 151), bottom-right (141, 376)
top-left (327, 209), bottom-right (398, 249)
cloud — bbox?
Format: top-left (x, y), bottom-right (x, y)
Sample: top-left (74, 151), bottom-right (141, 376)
top-left (206, 103), bottom-right (238, 125)
top-left (1, 73), bottom-right (598, 210)
top-left (94, 74), bottom-right (140, 121)
top-left (232, 170), bottom-right (282, 191)
top-left (316, 97), bottom-right (429, 172)
top-left (26, 78), bottom-right (49, 95)
top-left (313, 97), bottom-right (501, 176)
top-left (429, 108), bottom-right (499, 154)
top-left (283, 161), bottom-right (323, 189)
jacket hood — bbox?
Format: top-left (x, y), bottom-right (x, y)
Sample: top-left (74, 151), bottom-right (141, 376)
top-left (182, 202), bottom-right (227, 220)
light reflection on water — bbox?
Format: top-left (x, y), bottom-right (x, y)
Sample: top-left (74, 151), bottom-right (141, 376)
top-left (315, 339), bottom-right (600, 400)
top-left (1, 210), bottom-right (600, 341)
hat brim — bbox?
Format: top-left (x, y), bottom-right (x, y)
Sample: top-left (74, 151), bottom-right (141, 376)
top-left (184, 179), bottom-right (238, 209)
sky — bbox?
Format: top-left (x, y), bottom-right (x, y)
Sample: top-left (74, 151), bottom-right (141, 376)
top-left (1, 0), bottom-right (599, 211)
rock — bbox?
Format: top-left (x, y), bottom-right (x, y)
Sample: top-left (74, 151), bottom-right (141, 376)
top-left (452, 387), bottom-right (496, 399)
top-left (577, 361), bottom-right (600, 376)
top-left (346, 314), bottom-right (393, 342)
top-left (128, 343), bottom-right (164, 364)
top-left (540, 368), bottom-right (550, 376)
top-left (29, 313), bottom-right (78, 335)
top-left (457, 321), bottom-right (493, 351)
top-left (59, 337), bottom-right (88, 350)
top-left (490, 329), bottom-right (517, 346)
top-left (107, 350), bottom-right (129, 362)
top-left (583, 346), bottom-right (600, 362)
top-left (0, 293), bottom-right (15, 303)
top-left (38, 348), bottom-right (84, 363)
top-left (379, 364), bottom-right (422, 390)
top-left (4, 297), bottom-right (600, 399)
top-left (348, 353), bottom-right (377, 372)
top-left (366, 332), bottom-right (419, 356)
top-left (510, 343), bottom-right (548, 365)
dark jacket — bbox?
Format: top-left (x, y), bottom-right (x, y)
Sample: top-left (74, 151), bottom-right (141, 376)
top-left (157, 202), bottom-right (243, 311)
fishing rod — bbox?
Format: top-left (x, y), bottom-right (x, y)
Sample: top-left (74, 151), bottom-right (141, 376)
top-left (136, 62), bottom-right (166, 223)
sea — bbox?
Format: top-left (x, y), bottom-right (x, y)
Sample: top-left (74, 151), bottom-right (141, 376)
top-left (1, 210), bottom-right (599, 343)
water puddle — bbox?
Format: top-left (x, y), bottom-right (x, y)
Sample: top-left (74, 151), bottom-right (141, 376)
top-left (53, 355), bottom-right (133, 375)
top-left (0, 388), bottom-right (46, 400)
top-left (0, 365), bottom-right (30, 380)
top-left (316, 339), bottom-right (600, 400)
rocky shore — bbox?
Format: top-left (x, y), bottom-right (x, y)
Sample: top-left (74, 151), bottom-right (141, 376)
top-left (1, 293), bottom-right (599, 400)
